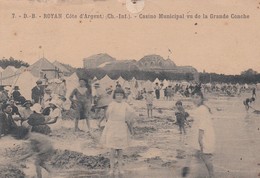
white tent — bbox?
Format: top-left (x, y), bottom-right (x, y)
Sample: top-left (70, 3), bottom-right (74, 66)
top-left (1, 66), bottom-right (18, 85)
top-left (99, 75), bottom-right (114, 89)
top-left (15, 66), bottom-right (27, 74)
top-left (153, 78), bottom-right (160, 85)
top-left (116, 76), bottom-right (125, 86)
top-left (122, 80), bottom-right (131, 89)
top-left (143, 80), bottom-right (153, 91)
top-left (13, 71), bottom-right (38, 100)
top-left (257, 83), bottom-right (260, 90)
top-left (162, 79), bottom-right (169, 88)
top-left (64, 72), bottom-right (79, 99)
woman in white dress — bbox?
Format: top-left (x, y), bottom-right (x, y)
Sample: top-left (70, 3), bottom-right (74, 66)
top-left (100, 87), bottom-right (136, 175)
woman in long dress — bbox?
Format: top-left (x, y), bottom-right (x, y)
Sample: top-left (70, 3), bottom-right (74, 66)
top-left (69, 79), bottom-right (92, 132)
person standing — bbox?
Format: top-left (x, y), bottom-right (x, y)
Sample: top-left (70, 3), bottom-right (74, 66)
top-left (145, 89), bottom-right (154, 118)
top-left (183, 92), bottom-right (215, 178)
top-left (252, 87), bottom-right (256, 99)
top-left (154, 83), bottom-right (161, 100)
top-left (31, 80), bottom-right (45, 104)
top-left (14, 126), bottom-right (54, 178)
top-left (175, 100), bottom-right (190, 134)
top-left (69, 79), bottom-right (92, 132)
top-left (100, 87), bottom-right (136, 175)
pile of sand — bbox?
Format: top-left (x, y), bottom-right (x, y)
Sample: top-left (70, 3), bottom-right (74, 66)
top-left (0, 165), bottom-right (25, 178)
top-left (50, 149), bottom-right (110, 170)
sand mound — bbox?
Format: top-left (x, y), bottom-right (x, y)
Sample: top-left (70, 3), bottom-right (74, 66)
top-left (133, 126), bottom-right (157, 135)
top-left (50, 149), bottom-right (110, 170)
top-left (0, 165), bottom-right (25, 178)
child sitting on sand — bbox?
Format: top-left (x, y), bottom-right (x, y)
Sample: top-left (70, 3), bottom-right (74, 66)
top-left (243, 97), bottom-right (255, 111)
top-left (175, 100), bottom-right (190, 134)
top-left (13, 126), bottom-right (54, 178)
top-left (100, 87), bottom-right (136, 175)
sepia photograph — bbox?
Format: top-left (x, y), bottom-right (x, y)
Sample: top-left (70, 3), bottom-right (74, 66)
top-left (0, 0), bottom-right (260, 177)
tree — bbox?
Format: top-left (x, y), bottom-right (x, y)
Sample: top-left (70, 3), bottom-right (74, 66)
top-left (241, 68), bottom-right (258, 76)
top-left (0, 57), bottom-right (30, 69)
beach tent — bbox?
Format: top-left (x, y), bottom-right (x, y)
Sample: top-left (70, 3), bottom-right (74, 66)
top-left (116, 76), bottom-right (125, 86)
top-left (257, 83), bottom-right (260, 90)
top-left (64, 72), bottom-right (79, 98)
top-left (143, 80), bottom-right (153, 91)
top-left (153, 78), bottom-right (160, 85)
top-left (28, 57), bottom-right (57, 79)
top-left (122, 80), bottom-right (131, 89)
top-left (13, 71), bottom-right (38, 100)
top-left (162, 79), bottom-right (169, 88)
top-left (99, 75), bottom-right (114, 89)
top-left (1, 66), bottom-right (18, 85)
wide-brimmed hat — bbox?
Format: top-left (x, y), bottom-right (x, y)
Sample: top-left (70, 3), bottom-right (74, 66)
top-left (36, 80), bottom-right (42, 84)
top-left (49, 99), bottom-right (61, 108)
top-left (175, 100), bottom-right (183, 106)
top-left (31, 103), bottom-right (42, 113)
top-left (106, 87), bottom-right (113, 93)
top-left (94, 83), bottom-right (100, 87)
top-left (22, 100), bottom-right (33, 107)
top-left (14, 86), bottom-right (20, 90)
top-left (45, 87), bottom-right (52, 92)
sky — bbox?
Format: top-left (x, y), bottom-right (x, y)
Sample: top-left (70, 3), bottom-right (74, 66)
top-left (0, 0), bottom-right (260, 74)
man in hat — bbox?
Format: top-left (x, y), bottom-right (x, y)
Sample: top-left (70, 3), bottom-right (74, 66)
top-left (31, 80), bottom-right (44, 104)
top-left (154, 82), bottom-right (161, 100)
top-left (0, 103), bottom-right (18, 138)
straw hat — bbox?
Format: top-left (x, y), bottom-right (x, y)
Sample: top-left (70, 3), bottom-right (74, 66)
top-left (14, 86), bottom-right (20, 90)
top-left (36, 80), bottom-right (42, 84)
top-left (31, 103), bottom-right (42, 113)
top-left (49, 99), bottom-right (62, 108)
top-left (22, 100), bottom-right (33, 107)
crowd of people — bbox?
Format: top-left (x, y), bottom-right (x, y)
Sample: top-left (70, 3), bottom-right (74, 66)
top-left (0, 75), bottom-right (258, 177)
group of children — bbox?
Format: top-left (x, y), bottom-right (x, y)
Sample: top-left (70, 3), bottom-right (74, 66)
top-left (144, 89), bottom-right (190, 135)
top-left (8, 80), bottom-right (217, 178)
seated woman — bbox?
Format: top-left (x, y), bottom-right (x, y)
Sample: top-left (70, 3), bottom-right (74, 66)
top-left (12, 86), bottom-right (26, 105)
top-left (20, 100), bottom-right (34, 127)
top-left (27, 103), bottom-right (51, 135)
top-left (44, 100), bottom-right (62, 125)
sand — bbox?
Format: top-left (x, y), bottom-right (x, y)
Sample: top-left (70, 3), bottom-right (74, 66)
top-left (0, 91), bottom-right (260, 178)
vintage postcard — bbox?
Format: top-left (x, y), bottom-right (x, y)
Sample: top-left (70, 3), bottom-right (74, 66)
top-left (0, 0), bottom-right (260, 177)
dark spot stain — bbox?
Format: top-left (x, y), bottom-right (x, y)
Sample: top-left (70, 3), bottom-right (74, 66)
top-left (13, 32), bottom-right (17, 36)
top-left (240, 158), bottom-right (242, 160)
top-left (20, 50), bottom-right (22, 53)
top-left (227, 170), bottom-right (229, 172)
top-left (79, 20), bottom-right (82, 23)
top-left (195, 32), bottom-right (197, 34)
top-left (258, 128), bottom-right (259, 130)
top-left (194, 23), bottom-right (198, 25)
top-left (39, 46), bottom-right (42, 49)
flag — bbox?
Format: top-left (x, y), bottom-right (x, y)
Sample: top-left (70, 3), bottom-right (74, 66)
top-left (168, 48), bottom-right (172, 54)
